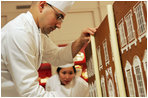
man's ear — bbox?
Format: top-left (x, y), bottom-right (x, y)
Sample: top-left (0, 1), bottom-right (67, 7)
top-left (39, 1), bottom-right (46, 12)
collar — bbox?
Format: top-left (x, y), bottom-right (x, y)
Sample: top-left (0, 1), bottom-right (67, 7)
top-left (26, 11), bottom-right (39, 33)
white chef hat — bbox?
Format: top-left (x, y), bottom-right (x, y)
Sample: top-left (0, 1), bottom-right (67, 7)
top-left (59, 63), bottom-right (74, 68)
top-left (46, 1), bottom-right (74, 14)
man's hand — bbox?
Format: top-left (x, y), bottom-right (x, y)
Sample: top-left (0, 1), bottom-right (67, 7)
top-left (72, 27), bottom-right (97, 58)
top-left (79, 27), bottom-right (97, 45)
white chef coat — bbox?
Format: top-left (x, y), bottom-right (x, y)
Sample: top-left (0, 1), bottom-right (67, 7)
top-left (46, 74), bottom-right (89, 97)
top-left (1, 11), bottom-right (73, 97)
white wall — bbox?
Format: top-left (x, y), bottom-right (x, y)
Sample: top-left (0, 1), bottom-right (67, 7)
top-left (1, 1), bottom-right (114, 45)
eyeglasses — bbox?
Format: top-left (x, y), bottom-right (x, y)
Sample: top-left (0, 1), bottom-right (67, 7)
top-left (47, 3), bottom-right (64, 22)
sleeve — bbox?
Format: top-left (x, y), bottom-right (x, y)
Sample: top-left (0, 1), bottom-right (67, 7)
top-left (77, 77), bottom-right (89, 97)
top-left (45, 78), bottom-right (52, 91)
top-left (42, 35), bottom-right (73, 66)
top-left (5, 28), bottom-right (59, 97)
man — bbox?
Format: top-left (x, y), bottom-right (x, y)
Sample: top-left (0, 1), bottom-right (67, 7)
top-left (1, 1), bottom-right (96, 97)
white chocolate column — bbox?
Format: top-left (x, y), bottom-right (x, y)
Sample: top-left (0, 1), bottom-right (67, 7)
top-left (107, 5), bottom-right (126, 97)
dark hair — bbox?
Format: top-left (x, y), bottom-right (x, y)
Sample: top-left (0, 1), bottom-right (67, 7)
top-left (57, 66), bottom-right (76, 74)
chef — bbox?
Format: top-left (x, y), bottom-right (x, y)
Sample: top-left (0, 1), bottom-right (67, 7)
top-left (1, 1), bottom-right (96, 97)
top-left (46, 63), bottom-right (89, 97)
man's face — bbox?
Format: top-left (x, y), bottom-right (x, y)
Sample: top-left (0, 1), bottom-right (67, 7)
top-left (59, 67), bottom-right (75, 85)
top-left (38, 3), bottom-right (65, 35)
